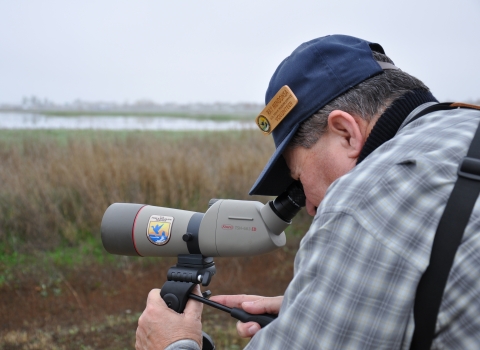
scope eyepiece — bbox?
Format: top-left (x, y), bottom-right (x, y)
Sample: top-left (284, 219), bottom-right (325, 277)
top-left (271, 181), bottom-right (306, 222)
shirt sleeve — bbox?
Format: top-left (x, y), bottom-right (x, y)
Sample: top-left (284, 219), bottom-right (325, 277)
top-left (244, 211), bottom-right (420, 350)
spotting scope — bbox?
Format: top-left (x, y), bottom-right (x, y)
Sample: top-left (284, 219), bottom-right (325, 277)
top-left (101, 181), bottom-right (305, 258)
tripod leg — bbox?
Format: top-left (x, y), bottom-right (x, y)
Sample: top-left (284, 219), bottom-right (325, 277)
top-left (202, 331), bottom-right (215, 350)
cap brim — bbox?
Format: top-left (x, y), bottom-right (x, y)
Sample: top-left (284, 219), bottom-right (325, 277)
top-left (249, 126), bottom-right (299, 196)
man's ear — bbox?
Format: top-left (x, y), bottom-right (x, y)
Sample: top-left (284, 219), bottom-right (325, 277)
top-left (327, 110), bottom-right (368, 158)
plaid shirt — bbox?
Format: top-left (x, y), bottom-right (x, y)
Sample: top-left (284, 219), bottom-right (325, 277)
top-left (169, 103), bottom-right (480, 349)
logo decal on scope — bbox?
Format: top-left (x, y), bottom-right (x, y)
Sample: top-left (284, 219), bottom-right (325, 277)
top-left (146, 215), bottom-right (174, 246)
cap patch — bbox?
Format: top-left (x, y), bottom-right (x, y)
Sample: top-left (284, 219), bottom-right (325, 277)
top-left (255, 85), bottom-right (298, 134)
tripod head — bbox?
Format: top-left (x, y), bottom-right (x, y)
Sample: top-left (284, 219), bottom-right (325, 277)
top-left (161, 253), bottom-right (277, 350)
top-left (161, 254), bottom-right (216, 312)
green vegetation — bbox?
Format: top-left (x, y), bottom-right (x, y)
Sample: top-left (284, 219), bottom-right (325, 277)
top-left (0, 128), bottom-right (251, 148)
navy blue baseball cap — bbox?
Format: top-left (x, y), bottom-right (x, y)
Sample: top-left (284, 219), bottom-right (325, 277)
top-left (249, 34), bottom-right (389, 196)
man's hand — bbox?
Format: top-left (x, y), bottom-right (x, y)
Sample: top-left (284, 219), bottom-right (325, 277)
top-left (210, 294), bottom-right (283, 338)
top-left (136, 287), bottom-right (203, 350)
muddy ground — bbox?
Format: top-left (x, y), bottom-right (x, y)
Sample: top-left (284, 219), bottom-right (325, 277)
top-left (0, 240), bottom-right (299, 350)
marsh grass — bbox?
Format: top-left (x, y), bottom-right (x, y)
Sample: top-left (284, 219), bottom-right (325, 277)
top-left (0, 130), bottom-right (277, 254)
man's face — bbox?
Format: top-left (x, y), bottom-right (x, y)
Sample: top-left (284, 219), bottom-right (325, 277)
top-left (283, 131), bottom-right (358, 216)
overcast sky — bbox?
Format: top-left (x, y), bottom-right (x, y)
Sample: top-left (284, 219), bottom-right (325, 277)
top-left (1, 0), bottom-right (479, 105)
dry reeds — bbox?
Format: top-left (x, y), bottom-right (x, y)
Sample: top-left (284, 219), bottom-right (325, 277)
top-left (0, 131), bottom-right (274, 252)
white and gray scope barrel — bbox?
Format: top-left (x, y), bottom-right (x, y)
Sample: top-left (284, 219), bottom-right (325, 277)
top-left (101, 182), bottom-right (305, 258)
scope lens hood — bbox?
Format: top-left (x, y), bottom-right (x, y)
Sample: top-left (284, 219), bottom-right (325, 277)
top-left (101, 203), bottom-right (145, 256)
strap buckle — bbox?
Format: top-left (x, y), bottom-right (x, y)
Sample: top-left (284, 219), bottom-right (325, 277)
top-left (458, 157), bottom-right (480, 181)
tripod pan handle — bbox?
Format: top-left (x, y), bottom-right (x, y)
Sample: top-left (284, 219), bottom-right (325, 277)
top-left (230, 308), bottom-right (277, 328)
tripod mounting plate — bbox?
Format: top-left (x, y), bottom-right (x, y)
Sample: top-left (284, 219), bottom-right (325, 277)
top-left (166, 254), bottom-right (216, 286)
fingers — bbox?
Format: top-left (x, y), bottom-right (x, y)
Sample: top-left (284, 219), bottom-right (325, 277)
top-left (184, 285), bottom-right (203, 320)
top-left (210, 294), bottom-right (283, 339)
top-left (209, 294), bottom-right (264, 309)
top-left (236, 321), bottom-right (261, 338)
top-left (210, 295), bottom-right (283, 315)
top-left (146, 288), bottom-right (165, 307)
top-left (191, 284), bottom-right (202, 297)
top-left (241, 295), bottom-right (283, 315)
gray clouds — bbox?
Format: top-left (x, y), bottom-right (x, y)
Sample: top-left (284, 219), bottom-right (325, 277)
top-left (0, 0), bottom-right (479, 104)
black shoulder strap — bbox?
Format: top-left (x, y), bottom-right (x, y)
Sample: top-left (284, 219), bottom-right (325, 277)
top-left (409, 105), bottom-right (480, 349)
top-left (407, 102), bottom-right (480, 125)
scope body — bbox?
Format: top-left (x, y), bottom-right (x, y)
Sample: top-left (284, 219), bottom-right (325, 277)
top-left (101, 199), bottom-right (288, 257)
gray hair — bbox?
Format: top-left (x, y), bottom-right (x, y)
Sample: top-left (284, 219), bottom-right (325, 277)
top-left (288, 51), bottom-right (430, 149)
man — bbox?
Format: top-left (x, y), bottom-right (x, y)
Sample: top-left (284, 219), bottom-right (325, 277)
top-left (135, 35), bottom-right (480, 349)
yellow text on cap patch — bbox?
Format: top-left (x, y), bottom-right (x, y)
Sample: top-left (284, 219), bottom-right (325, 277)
top-left (255, 86), bottom-right (298, 134)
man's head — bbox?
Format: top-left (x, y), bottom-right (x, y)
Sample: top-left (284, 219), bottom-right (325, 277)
top-left (283, 109), bottom-right (373, 215)
top-left (249, 35), bottom-right (429, 214)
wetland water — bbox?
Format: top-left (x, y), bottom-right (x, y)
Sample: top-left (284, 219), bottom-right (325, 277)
top-left (0, 113), bottom-right (257, 131)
